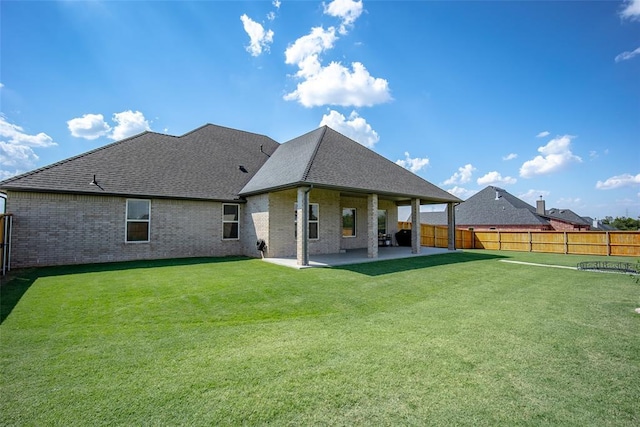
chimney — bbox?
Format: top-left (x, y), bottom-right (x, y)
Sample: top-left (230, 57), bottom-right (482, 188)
top-left (536, 196), bottom-right (546, 215)
top-left (593, 218), bottom-right (598, 229)
top-left (495, 190), bottom-right (500, 200)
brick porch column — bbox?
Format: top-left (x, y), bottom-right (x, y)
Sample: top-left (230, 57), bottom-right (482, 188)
top-left (297, 187), bottom-right (310, 266)
top-left (411, 198), bottom-right (421, 254)
top-left (367, 193), bottom-right (378, 258)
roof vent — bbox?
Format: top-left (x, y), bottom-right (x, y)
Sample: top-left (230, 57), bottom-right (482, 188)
top-left (495, 190), bottom-right (501, 200)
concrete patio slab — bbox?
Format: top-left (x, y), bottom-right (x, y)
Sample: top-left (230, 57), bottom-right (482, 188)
top-left (262, 246), bottom-right (456, 269)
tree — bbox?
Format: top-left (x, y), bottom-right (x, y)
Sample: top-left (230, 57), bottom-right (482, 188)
top-left (610, 216), bottom-right (640, 230)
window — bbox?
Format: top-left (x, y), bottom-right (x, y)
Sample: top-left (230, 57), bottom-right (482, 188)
top-left (342, 208), bottom-right (356, 237)
top-left (378, 210), bottom-right (387, 235)
top-left (126, 199), bottom-right (150, 242)
top-left (294, 203), bottom-right (319, 240)
top-left (223, 204), bottom-right (239, 240)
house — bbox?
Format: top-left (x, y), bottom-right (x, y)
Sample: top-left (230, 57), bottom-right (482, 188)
top-left (415, 186), bottom-right (593, 231)
top-left (0, 124), bottom-right (461, 268)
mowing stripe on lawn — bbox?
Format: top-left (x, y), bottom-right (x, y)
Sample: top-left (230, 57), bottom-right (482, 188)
top-left (499, 260), bottom-right (577, 270)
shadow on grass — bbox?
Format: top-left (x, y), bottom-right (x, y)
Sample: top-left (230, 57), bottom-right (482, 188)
top-left (334, 251), bottom-right (508, 277)
top-left (0, 256), bottom-right (249, 324)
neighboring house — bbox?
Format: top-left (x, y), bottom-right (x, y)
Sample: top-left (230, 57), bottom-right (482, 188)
top-left (544, 208), bottom-right (591, 231)
top-left (581, 216), bottom-right (617, 231)
top-left (415, 186), bottom-right (594, 231)
top-left (0, 124), bottom-right (460, 268)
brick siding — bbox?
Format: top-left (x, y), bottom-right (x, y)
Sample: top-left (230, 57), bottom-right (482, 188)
top-left (6, 191), bottom-right (242, 267)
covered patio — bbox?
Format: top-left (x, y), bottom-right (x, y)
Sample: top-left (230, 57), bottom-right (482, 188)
top-left (263, 246), bottom-right (457, 269)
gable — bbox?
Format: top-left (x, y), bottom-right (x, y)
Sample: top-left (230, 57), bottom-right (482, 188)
top-left (241, 126), bottom-right (460, 203)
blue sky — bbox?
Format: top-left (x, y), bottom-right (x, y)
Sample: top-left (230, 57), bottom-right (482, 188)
top-left (1, 0), bottom-right (639, 220)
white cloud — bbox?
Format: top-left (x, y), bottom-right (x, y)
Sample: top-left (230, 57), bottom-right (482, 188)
top-left (536, 131), bottom-right (550, 138)
top-left (518, 189), bottom-right (551, 206)
top-left (519, 135), bottom-right (582, 178)
top-left (284, 61), bottom-right (392, 107)
top-left (68, 110), bottom-right (151, 141)
top-left (446, 186), bottom-right (477, 200)
top-left (556, 197), bottom-right (583, 208)
top-left (284, 26), bottom-right (391, 108)
top-left (620, 0), bottom-right (640, 20)
top-left (396, 152), bottom-right (430, 173)
top-left (284, 26), bottom-right (338, 73)
top-left (0, 142), bottom-right (38, 170)
top-left (443, 164), bottom-right (476, 186)
top-left (109, 111), bottom-right (151, 140)
top-left (0, 83), bottom-right (4, 89)
top-left (240, 14), bottom-right (274, 57)
top-left (595, 173), bottom-right (640, 190)
top-left (320, 110), bottom-right (379, 148)
top-left (67, 113), bottom-right (111, 140)
top-left (615, 46), bottom-right (640, 62)
top-left (267, 1), bottom-right (281, 21)
top-left (0, 116), bottom-right (56, 148)
top-left (502, 153), bottom-right (517, 161)
top-left (0, 116), bottom-right (57, 177)
top-left (476, 171), bottom-right (517, 186)
top-left (323, 0), bottom-right (363, 34)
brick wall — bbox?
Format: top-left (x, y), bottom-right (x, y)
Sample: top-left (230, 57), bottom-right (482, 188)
top-left (242, 193), bottom-right (269, 257)
top-left (548, 218), bottom-right (590, 231)
top-left (265, 188), bottom-right (342, 257)
top-left (339, 196), bottom-right (370, 250)
top-left (6, 191), bottom-right (241, 267)
top-left (261, 189), bottom-right (400, 257)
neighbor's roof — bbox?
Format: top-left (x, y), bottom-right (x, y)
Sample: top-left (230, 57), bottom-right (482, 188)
top-left (240, 126), bottom-right (460, 203)
top-left (545, 208), bottom-right (591, 226)
top-left (0, 124), bottom-right (279, 201)
top-left (414, 186), bottom-right (550, 226)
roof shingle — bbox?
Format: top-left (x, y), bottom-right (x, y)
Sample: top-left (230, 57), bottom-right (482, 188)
top-left (0, 124), bottom-right (279, 201)
top-left (241, 126), bottom-right (461, 203)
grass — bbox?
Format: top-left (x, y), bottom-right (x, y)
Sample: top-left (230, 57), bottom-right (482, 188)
top-left (1, 251), bottom-right (639, 425)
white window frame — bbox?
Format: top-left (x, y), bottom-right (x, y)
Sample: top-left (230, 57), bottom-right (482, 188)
top-left (342, 208), bottom-right (356, 238)
top-left (294, 202), bottom-right (319, 240)
top-left (222, 203), bottom-right (240, 240)
top-left (125, 199), bottom-right (151, 243)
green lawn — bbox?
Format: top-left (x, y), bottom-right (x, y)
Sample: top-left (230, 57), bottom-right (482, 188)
top-left (1, 251), bottom-right (639, 426)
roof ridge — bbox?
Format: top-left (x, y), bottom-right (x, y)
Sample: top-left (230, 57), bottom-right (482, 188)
top-left (301, 126), bottom-right (327, 181)
top-left (0, 130), bottom-right (165, 185)
top-left (180, 123), bottom-right (278, 143)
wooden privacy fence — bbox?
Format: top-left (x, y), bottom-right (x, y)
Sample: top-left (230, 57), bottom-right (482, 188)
top-left (397, 222), bottom-right (640, 257)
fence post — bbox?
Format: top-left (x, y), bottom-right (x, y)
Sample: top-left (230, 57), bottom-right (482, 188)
top-left (528, 231), bottom-right (532, 252)
top-left (497, 231), bottom-right (501, 251)
top-left (606, 231), bottom-right (611, 256)
top-left (564, 231), bottom-right (568, 254)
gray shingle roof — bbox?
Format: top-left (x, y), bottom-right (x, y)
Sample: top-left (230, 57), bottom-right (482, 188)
top-left (0, 124), bottom-right (279, 201)
top-left (453, 186), bottom-right (549, 226)
top-left (545, 208), bottom-right (590, 226)
top-left (240, 126), bottom-right (461, 203)
top-left (414, 186), bottom-right (550, 226)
